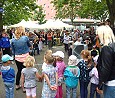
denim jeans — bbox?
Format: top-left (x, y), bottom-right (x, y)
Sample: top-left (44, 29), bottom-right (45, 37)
top-left (103, 84), bottom-right (115, 98)
top-left (80, 81), bottom-right (89, 98)
top-left (4, 82), bottom-right (14, 98)
top-left (66, 86), bottom-right (77, 98)
top-left (90, 83), bottom-right (100, 98)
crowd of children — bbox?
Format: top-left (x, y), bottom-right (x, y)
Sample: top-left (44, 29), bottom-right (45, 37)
top-left (0, 48), bottom-right (102, 98)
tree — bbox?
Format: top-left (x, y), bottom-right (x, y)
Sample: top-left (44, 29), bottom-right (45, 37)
top-left (0, 0), bottom-right (38, 32)
top-left (105, 0), bottom-right (115, 27)
top-left (51, 0), bottom-right (80, 24)
top-left (77, 0), bottom-right (108, 21)
top-left (32, 6), bottom-right (46, 24)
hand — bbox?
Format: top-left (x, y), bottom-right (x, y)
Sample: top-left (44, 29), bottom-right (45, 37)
top-left (50, 85), bottom-right (57, 91)
top-left (96, 87), bottom-right (103, 94)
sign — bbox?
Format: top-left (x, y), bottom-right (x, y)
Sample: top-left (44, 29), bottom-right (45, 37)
top-left (0, 8), bottom-right (4, 13)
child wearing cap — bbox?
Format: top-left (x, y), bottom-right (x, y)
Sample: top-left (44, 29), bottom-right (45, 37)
top-left (1, 54), bottom-right (15, 98)
top-left (52, 51), bottom-right (66, 98)
top-left (64, 55), bottom-right (80, 98)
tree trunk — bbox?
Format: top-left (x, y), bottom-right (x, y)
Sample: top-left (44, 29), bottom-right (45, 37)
top-left (0, 12), bottom-right (3, 32)
top-left (0, 1), bottom-right (3, 33)
top-left (106, 0), bottom-right (115, 27)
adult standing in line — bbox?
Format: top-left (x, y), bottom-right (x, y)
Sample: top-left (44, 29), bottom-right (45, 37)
top-left (63, 30), bottom-right (70, 52)
top-left (11, 26), bottom-right (31, 92)
top-left (96, 20), bottom-right (115, 98)
top-left (47, 31), bottom-right (52, 49)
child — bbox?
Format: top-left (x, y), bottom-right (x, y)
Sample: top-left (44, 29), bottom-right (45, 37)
top-left (1, 54), bottom-right (15, 98)
top-left (41, 55), bottom-right (58, 98)
top-left (21, 55), bottom-right (41, 98)
top-left (78, 50), bottom-right (94, 98)
top-left (52, 51), bottom-right (66, 98)
top-left (64, 55), bottom-right (80, 98)
top-left (89, 57), bottom-right (100, 98)
top-left (42, 50), bottom-right (52, 70)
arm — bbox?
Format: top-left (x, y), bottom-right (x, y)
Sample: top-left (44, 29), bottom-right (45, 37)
top-left (44, 73), bottom-right (51, 87)
top-left (55, 72), bottom-right (58, 86)
top-left (36, 72), bottom-right (42, 81)
top-left (97, 46), bottom-right (113, 88)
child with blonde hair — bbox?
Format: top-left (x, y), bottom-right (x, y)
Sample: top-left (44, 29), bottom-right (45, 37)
top-left (21, 55), bottom-right (41, 98)
top-left (42, 50), bottom-right (52, 70)
top-left (42, 55), bottom-right (58, 98)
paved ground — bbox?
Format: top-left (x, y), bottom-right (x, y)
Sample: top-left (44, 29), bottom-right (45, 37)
top-left (0, 45), bottom-right (103, 98)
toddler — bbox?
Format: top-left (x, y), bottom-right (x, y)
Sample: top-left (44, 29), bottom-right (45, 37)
top-left (42, 55), bottom-right (58, 98)
top-left (21, 55), bottom-right (41, 98)
top-left (1, 54), bottom-right (15, 98)
top-left (64, 55), bottom-right (80, 98)
top-left (52, 51), bottom-right (66, 98)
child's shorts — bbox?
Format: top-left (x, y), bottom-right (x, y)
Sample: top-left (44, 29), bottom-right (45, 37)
top-left (25, 87), bottom-right (36, 97)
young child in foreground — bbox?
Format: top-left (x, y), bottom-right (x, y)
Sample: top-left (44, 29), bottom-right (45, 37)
top-left (64, 55), bottom-right (80, 98)
top-left (52, 51), bottom-right (66, 98)
top-left (41, 55), bottom-right (58, 98)
top-left (42, 50), bottom-right (52, 70)
top-left (1, 54), bottom-right (15, 98)
top-left (89, 56), bottom-right (100, 98)
top-left (21, 55), bottom-right (41, 98)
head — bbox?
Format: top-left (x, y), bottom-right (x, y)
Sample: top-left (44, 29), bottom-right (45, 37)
top-left (81, 50), bottom-right (92, 64)
top-left (105, 19), bottom-right (111, 26)
top-left (44, 50), bottom-right (52, 62)
top-left (23, 55), bottom-right (35, 67)
top-left (68, 55), bottom-right (78, 66)
top-left (2, 32), bottom-right (7, 37)
top-left (93, 55), bottom-right (99, 67)
top-left (2, 54), bottom-right (13, 65)
top-left (96, 20), bottom-right (115, 46)
top-left (45, 55), bottom-right (54, 65)
top-left (52, 51), bottom-right (64, 61)
top-left (15, 26), bottom-right (25, 39)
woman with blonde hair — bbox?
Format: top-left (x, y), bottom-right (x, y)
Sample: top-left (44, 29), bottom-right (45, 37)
top-left (96, 20), bottom-right (115, 98)
top-left (11, 26), bottom-right (31, 91)
top-left (21, 55), bottom-right (41, 98)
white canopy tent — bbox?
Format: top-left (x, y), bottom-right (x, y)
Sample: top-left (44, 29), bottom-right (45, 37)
top-left (54, 19), bottom-right (74, 29)
top-left (9, 19), bottom-right (40, 30)
top-left (38, 19), bottom-right (74, 29)
top-left (38, 19), bottom-right (56, 29)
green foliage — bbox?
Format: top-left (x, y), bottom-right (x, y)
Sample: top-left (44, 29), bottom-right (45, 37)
top-left (32, 6), bottom-right (46, 24)
top-left (1, 0), bottom-right (38, 26)
top-left (51, 0), bottom-right (80, 24)
top-left (77, 0), bottom-right (108, 21)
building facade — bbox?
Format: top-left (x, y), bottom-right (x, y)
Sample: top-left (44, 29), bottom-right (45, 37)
top-left (36, 0), bottom-right (56, 20)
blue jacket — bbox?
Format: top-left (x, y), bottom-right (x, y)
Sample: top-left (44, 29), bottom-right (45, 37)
top-left (64, 66), bottom-right (80, 88)
top-left (0, 37), bottom-right (10, 48)
top-left (1, 66), bottom-right (15, 83)
top-left (11, 36), bottom-right (31, 55)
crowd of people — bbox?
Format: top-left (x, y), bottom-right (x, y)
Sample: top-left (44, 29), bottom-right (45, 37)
top-left (0, 19), bottom-right (115, 98)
